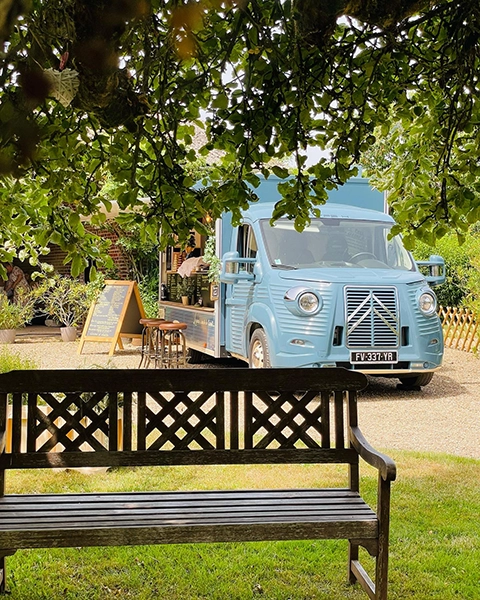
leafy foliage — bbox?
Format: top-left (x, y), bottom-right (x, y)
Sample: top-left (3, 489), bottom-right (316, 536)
top-left (178, 275), bottom-right (195, 298)
top-left (34, 274), bottom-right (102, 327)
top-left (0, 292), bottom-right (36, 329)
top-left (138, 274), bottom-right (160, 318)
top-left (202, 236), bottom-right (221, 283)
top-left (115, 222), bottom-right (159, 282)
top-left (0, 347), bottom-right (38, 372)
top-left (1, 0), bottom-right (480, 272)
top-left (414, 236), bottom-right (473, 308)
top-left (414, 231), bottom-right (480, 310)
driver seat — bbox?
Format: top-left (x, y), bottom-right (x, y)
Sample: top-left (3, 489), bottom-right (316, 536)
top-left (323, 234), bottom-right (349, 261)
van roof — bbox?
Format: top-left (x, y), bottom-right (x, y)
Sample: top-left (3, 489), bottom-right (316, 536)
top-left (243, 201), bottom-right (395, 224)
top-left (244, 175), bottom-right (387, 212)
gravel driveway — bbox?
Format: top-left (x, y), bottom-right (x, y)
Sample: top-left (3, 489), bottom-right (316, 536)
top-left (5, 331), bottom-right (480, 460)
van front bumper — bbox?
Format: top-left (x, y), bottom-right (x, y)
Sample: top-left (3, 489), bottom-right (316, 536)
top-left (273, 349), bottom-right (442, 374)
top-left (327, 362), bottom-right (442, 376)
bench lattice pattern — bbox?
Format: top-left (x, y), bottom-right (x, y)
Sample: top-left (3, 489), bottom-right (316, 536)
top-left (6, 389), bottom-right (349, 456)
top-left (1, 370), bottom-right (359, 467)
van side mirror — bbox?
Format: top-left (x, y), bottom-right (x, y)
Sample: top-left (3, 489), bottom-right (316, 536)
top-left (220, 251), bottom-right (256, 284)
top-left (416, 254), bottom-right (446, 287)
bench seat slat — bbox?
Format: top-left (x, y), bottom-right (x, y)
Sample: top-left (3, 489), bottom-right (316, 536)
top-left (0, 488), bottom-right (364, 505)
top-left (0, 511), bottom-right (377, 527)
top-left (0, 490), bottom-right (376, 520)
top-left (0, 508), bottom-right (376, 523)
top-left (0, 513), bottom-right (376, 529)
top-left (0, 504), bottom-right (374, 516)
top-left (0, 489), bottom-right (377, 549)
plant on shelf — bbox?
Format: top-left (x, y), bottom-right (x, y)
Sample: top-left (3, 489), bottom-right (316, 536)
top-left (178, 275), bottom-right (194, 305)
top-left (34, 274), bottom-right (102, 338)
top-left (203, 236), bottom-right (221, 283)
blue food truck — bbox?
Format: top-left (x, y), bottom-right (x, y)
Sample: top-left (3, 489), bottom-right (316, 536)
top-left (160, 176), bottom-right (445, 387)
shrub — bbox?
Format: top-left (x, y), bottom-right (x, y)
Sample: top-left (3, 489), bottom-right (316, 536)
top-left (413, 235), bottom-right (473, 308)
top-left (0, 292), bottom-right (36, 330)
top-left (138, 273), bottom-right (159, 318)
top-left (34, 275), bottom-right (103, 328)
top-left (0, 347), bottom-right (38, 373)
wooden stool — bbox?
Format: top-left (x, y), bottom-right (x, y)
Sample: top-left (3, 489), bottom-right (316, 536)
top-left (157, 322), bottom-right (188, 368)
top-left (138, 318), bottom-right (170, 368)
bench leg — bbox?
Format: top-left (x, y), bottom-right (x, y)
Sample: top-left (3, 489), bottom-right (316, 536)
top-left (348, 540), bottom-right (379, 600)
top-left (375, 477), bottom-right (392, 600)
top-left (348, 541), bottom-right (359, 585)
top-left (374, 532), bottom-right (389, 600)
top-left (0, 551), bottom-right (16, 595)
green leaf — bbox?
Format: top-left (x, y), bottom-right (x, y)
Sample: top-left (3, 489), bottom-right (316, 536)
top-left (71, 254), bottom-right (86, 278)
top-left (271, 166), bottom-right (289, 179)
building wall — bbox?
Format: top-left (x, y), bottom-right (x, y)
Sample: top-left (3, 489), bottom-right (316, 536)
top-left (44, 223), bottom-right (131, 280)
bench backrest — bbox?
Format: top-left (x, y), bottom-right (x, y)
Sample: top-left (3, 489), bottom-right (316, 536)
top-left (0, 368), bottom-right (367, 473)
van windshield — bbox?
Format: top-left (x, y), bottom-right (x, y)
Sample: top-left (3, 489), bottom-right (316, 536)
top-left (260, 218), bottom-right (415, 271)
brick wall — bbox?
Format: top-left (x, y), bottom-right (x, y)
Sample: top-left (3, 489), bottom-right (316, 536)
top-left (45, 222), bottom-right (132, 280)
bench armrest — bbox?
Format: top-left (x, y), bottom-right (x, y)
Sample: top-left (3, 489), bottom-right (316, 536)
top-left (350, 426), bottom-right (396, 482)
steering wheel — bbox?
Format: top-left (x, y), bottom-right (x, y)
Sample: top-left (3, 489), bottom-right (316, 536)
top-left (351, 252), bottom-right (377, 262)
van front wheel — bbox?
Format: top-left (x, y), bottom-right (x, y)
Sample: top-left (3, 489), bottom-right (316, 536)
top-left (398, 372), bottom-right (434, 388)
top-left (188, 349), bottom-right (204, 364)
top-left (249, 329), bottom-right (271, 368)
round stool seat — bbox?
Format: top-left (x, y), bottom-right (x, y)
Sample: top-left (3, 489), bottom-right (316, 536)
top-left (157, 321), bottom-right (187, 331)
top-left (139, 318), bottom-right (168, 327)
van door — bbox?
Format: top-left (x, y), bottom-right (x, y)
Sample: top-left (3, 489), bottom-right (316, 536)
top-left (224, 224), bottom-right (258, 357)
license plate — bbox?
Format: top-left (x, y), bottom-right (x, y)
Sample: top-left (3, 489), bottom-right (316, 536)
top-left (350, 350), bottom-right (398, 364)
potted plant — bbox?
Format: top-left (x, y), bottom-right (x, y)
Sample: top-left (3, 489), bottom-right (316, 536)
top-left (178, 276), bottom-right (194, 305)
top-left (0, 292), bottom-right (36, 344)
top-left (35, 275), bottom-right (100, 342)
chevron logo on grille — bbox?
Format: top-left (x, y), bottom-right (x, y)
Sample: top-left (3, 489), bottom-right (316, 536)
top-left (345, 287), bottom-right (399, 348)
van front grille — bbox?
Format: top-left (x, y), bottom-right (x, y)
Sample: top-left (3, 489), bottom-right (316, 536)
top-left (345, 287), bottom-right (399, 348)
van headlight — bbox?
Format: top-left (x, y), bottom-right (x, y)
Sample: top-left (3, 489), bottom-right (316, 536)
top-left (418, 291), bottom-right (437, 316)
top-left (284, 287), bottom-right (322, 316)
top-left (298, 292), bottom-right (319, 314)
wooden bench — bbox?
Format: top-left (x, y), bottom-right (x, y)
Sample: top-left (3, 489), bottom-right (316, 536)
top-left (0, 368), bottom-right (396, 599)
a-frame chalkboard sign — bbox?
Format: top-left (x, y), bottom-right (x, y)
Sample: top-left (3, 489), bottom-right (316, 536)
top-left (78, 280), bottom-right (146, 356)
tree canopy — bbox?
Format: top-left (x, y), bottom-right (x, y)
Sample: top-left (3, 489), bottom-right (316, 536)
top-left (1, 0), bottom-right (479, 273)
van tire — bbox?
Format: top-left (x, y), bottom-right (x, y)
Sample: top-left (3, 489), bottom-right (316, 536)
top-left (398, 372), bottom-right (434, 388)
top-left (249, 329), bottom-right (271, 368)
top-left (188, 349), bottom-right (204, 364)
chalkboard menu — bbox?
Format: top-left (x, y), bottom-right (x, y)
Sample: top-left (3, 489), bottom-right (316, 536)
top-left (167, 273), bottom-right (180, 302)
top-left (166, 272), bottom-right (213, 307)
top-left (195, 273), bottom-right (213, 307)
top-left (78, 281), bottom-right (146, 356)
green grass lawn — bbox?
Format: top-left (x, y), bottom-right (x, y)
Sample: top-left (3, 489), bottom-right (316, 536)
top-left (4, 451), bottom-right (480, 599)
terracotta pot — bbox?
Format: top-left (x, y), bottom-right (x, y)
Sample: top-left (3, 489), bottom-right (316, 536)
top-left (60, 326), bottom-right (77, 342)
top-left (0, 329), bottom-right (16, 344)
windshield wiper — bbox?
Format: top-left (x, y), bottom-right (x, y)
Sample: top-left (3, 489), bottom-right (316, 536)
top-left (271, 263), bottom-right (297, 270)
